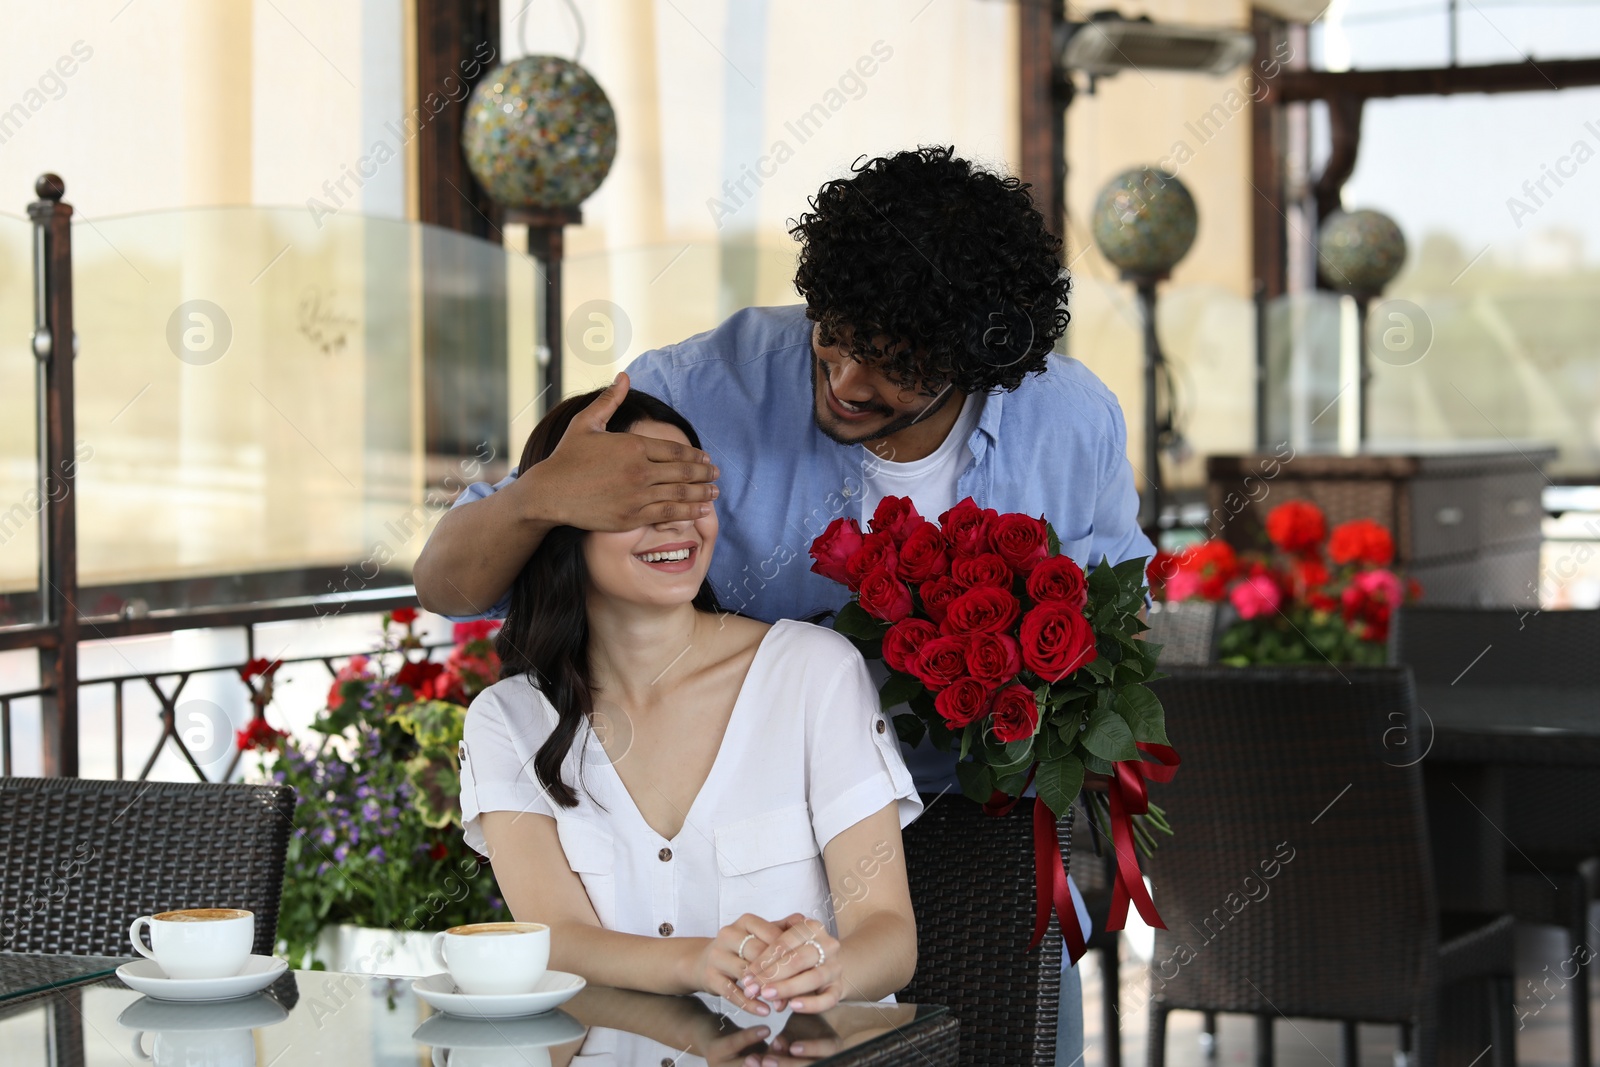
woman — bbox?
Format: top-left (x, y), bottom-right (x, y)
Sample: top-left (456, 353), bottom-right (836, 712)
top-left (459, 388), bottom-right (921, 1032)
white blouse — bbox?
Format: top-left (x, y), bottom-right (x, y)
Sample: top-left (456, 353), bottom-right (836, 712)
top-left (459, 619), bottom-right (923, 943)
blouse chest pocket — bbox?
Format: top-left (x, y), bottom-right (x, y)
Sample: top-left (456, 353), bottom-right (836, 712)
top-left (556, 816), bottom-right (618, 930)
top-left (1056, 522), bottom-right (1096, 569)
top-left (714, 803), bottom-right (831, 931)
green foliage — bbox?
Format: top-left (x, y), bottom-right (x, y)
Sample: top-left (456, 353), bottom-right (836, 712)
top-left (1217, 607), bottom-right (1388, 667)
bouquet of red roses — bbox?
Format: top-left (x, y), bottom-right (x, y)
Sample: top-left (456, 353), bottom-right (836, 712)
top-left (810, 496), bottom-right (1177, 956)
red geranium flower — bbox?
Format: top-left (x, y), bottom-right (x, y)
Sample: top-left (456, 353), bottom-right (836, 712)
top-left (390, 607), bottom-right (419, 626)
top-left (453, 620), bottom-right (502, 645)
top-left (1265, 500), bottom-right (1326, 556)
top-left (1328, 519), bottom-right (1395, 567)
top-left (235, 718), bottom-right (289, 752)
top-left (809, 517), bottom-right (864, 587)
top-left (1165, 540), bottom-right (1238, 601)
top-left (989, 684), bottom-right (1040, 743)
top-left (239, 658), bottom-right (280, 683)
top-left (428, 841), bottom-right (449, 862)
top-left (327, 655), bottom-right (372, 711)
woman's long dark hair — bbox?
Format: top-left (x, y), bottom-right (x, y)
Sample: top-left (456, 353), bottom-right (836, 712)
top-left (494, 388), bottom-right (722, 807)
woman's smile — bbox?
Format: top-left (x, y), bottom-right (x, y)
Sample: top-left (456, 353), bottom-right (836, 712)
top-left (632, 540), bottom-right (698, 573)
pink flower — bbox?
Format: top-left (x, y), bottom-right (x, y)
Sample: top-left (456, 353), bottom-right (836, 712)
top-left (1229, 574), bottom-right (1282, 620)
top-left (1163, 569), bottom-right (1203, 602)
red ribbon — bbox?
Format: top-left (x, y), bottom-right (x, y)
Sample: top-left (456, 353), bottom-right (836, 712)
top-left (982, 743), bottom-right (1180, 964)
top-left (1103, 743), bottom-right (1181, 934)
top-left (983, 767), bottom-right (1086, 963)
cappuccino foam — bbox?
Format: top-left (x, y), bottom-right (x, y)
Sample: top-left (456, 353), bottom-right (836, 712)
top-left (154, 908), bottom-right (250, 923)
top-left (447, 922), bottom-right (547, 936)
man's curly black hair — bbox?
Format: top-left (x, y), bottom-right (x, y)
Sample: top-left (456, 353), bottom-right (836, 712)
top-left (789, 145), bottom-right (1070, 396)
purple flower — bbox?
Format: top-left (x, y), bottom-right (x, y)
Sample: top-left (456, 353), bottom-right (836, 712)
top-left (333, 844), bottom-right (350, 863)
top-left (361, 800), bottom-right (381, 823)
top-left (366, 846), bottom-right (386, 862)
top-left (316, 862), bottom-right (330, 876)
top-left (318, 828), bottom-right (336, 847)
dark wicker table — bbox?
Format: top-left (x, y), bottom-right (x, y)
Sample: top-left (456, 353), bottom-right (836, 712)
top-left (0, 965), bottom-right (956, 1066)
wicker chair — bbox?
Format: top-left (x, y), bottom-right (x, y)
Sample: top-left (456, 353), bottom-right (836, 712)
top-left (899, 794), bottom-right (1070, 1067)
top-left (0, 777), bottom-right (296, 957)
top-left (1141, 667), bottom-right (1516, 1067)
top-left (1394, 605), bottom-right (1600, 1067)
top-left (1145, 601), bottom-right (1218, 666)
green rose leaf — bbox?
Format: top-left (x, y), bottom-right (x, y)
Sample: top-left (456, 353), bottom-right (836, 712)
top-left (1116, 684), bottom-right (1169, 745)
top-left (1082, 703), bottom-right (1138, 762)
top-left (892, 712), bottom-right (926, 748)
top-left (1037, 755), bottom-right (1086, 820)
top-left (879, 672), bottom-right (923, 711)
top-left (833, 601), bottom-right (887, 641)
top-left (956, 760), bottom-right (995, 804)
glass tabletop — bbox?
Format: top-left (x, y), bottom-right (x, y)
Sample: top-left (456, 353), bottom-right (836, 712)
top-left (0, 967), bottom-right (952, 1066)
top-left (0, 953), bottom-right (132, 1005)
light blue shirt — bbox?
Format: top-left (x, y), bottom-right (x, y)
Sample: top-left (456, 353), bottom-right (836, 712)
top-left (448, 303), bottom-right (1153, 624)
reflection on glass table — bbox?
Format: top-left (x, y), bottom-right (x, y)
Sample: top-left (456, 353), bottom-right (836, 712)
top-left (0, 967), bottom-right (955, 1067)
top-left (0, 952), bottom-right (131, 1004)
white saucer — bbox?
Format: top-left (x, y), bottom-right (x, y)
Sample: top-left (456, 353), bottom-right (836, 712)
top-left (115, 955), bottom-right (289, 1002)
top-left (412, 971), bottom-right (585, 1019)
top-left (117, 992), bottom-right (290, 1032)
top-left (412, 1009), bottom-right (585, 1048)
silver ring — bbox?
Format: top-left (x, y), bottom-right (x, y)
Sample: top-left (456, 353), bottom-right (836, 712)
top-left (737, 933), bottom-right (756, 961)
top-left (806, 936), bottom-right (826, 967)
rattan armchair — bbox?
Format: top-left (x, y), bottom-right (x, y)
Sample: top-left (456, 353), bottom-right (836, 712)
top-left (1141, 667), bottom-right (1515, 1067)
top-left (898, 794), bottom-right (1071, 1067)
top-left (0, 777), bottom-right (296, 957)
top-left (1394, 605), bottom-right (1600, 1067)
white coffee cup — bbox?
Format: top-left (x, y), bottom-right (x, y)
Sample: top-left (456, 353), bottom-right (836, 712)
top-left (128, 908), bottom-right (254, 980)
top-left (430, 921), bottom-right (550, 995)
top-left (133, 1027), bottom-right (255, 1067)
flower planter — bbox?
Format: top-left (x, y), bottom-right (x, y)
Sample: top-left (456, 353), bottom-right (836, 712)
top-left (311, 923), bottom-right (438, 978)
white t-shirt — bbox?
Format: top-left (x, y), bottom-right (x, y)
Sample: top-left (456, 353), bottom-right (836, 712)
top-left (459, 619), bottom-right (923, 943)
top-left (858, 391), bottom-right (984, 527)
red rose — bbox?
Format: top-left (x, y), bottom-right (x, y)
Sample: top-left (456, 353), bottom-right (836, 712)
top-left (897, 523), bottom-right (949, 584)
top-left (911, 634), bottom-right (971, 690)
top-left (990, 513), bottom-right (1049, 575)
top-left (1328, 519), bottom-right (1395, 567)
top-left (857, 568), bottom-right (913, 622)
top-left (939, 586), bottom-right (1021, 637)
top-left (964, 632), bottom-right (1022, 687)
top-left (938, 498), bottom-right (995, 556)
top-left (1265, 500), bottom-right (1326, 556)
top-left (988, 684), bottom-right (1040, 743)
top-left (934, 678), bottom-right (991, 727)
top-left (810, 517), bottom-right (864, 586)
top-left (1027, 555), bottom-right (1088, 610)
top-left (870, 495), bottom-right (924, 545)
top-left (844, 531), bottom-right (899, 588)
top-left (1145, 551), bottom-right (1178, 598)
top-left (882, 618), bottom-right (940, 674)
top-left (390, 607), bottom-right (420, 626)
top-left (951, 553), bottom-right (1013, 591)
top-left (1019, 602), bottom-right (1098, 682)
top-left (919, 576), bottom-right (964, 625)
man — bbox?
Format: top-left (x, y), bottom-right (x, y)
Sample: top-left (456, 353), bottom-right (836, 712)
top-left (416, 145), bottom-right (1154, 1065)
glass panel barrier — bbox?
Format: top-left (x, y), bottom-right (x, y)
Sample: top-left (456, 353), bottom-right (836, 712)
top-left (55, 208), bottom-right (535, 618)
top-left (0, 213), bottom-right (38, 625)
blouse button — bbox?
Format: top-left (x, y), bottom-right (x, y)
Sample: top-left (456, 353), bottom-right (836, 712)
top-left (661, 1060), bottom-right (675, 1067)
top-left (658, 847), bottom-right (673, 862)
top-left (875, 718), bottom-right (887, 734)
top-left (658, 921), bottom-right (674, 937)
